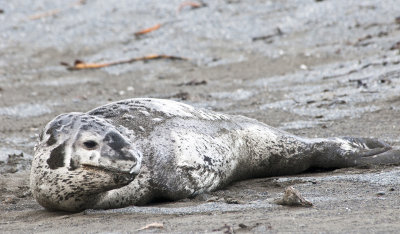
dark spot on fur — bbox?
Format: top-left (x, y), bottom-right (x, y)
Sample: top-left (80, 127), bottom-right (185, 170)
top-left (69, 158), bottom-right (78, 170)
top-left (81, 125), bottom-right (90, 131)
top-left (47, 141), bottom-right (66, 169)
top-left (103, 131), bottom-right (130, 159)
top-left (204, 156), bottom-right (213, 165)
top-left (45, 128), bottom-right (57, 146)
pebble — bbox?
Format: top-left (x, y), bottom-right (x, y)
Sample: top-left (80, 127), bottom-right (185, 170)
top-left (376, 191), bottom-right (385, 196)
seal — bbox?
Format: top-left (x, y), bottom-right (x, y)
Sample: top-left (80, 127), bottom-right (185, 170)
top-left (30, 98), bottom-right (400, 212)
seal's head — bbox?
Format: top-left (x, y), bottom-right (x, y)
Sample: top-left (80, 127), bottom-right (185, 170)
top-left (30, 113), bottom-right (142, 212)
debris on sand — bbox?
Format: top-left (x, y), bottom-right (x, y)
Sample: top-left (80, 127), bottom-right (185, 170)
top-left (376, 191), bottom-right (386, 196)
top-left (29, 9), bottom-right (61, 20)
top-left (0, 152), bottom-right (31, 174)
top-left (136, 222), bottom-right (164, 231)
top-left (224, 197), bottom-right (244, 204)
top-left (168, 91), bottom-right (190, 100)
top-left (28, 0), bottom-right (85, 20)
top-left (275, 186), bottom-right (313, 207)
top-left (134, 23), bottom-right (161, 37)
top-left (2, 196), bottom-right (19, 204)
top-left (252, 27), bottom-right (283, 42)
top-left (238, 223), bottom-right (271, 231)
top-left (178, 1), bottom-right (207, 12)
top-left (212, 224), bottom-right (234, 234)
top-left (177, 79), bottom-right (207, 86)
top-left (61, 54), bottom-right (187, 71)
top-left (395, 16), bottom-right (400, 24)
top-left (390, 41), bottom-right (400, 51)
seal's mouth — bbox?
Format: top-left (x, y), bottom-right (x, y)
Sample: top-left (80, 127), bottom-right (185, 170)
top-left (81, 164), bottom-right (137, 182)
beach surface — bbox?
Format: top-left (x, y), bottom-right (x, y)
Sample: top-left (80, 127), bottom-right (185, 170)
top-left (1, 0), bottom-right (400, 232)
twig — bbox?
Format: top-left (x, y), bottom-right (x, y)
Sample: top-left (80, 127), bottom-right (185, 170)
top-left (29, 9), bottom-right (61, 20)
top-left (252, 27), bottom-right (283, 42)
top-left (176, 79), bottom-right (207, 86)
top-left (61, 54), bottom-right (188, 71)
top-left (178, 1), bottom-right (207, 12)
top-left (28, 0), bottom-right (85, 20)
top-left (136, 222), bottom-right (164, 231)
top-left (134, 23), bottom-right (161, 36)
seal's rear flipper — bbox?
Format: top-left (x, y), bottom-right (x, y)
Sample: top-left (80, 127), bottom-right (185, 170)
top-left (357, 148), bottom-right (400, 167)
top-left (340, 137), bottom-right (400, 166)
top-left (312, 137), bottom-right (400, 168)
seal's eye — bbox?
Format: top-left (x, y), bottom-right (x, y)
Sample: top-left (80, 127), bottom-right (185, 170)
top-left (83, 140), bottom-right (98, 150)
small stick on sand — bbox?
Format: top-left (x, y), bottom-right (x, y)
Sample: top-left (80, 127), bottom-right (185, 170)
top-left (61, 54), bottom-right (187, 71)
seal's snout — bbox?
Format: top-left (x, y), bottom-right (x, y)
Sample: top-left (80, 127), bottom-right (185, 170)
top-left (126, 149), bottom-right (141, 175)
top-left (130, 166), bottom-right (139, 175)
top-left (122, 148), bottom-right (138, 162)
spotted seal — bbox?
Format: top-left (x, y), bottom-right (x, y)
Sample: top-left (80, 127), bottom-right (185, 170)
top-left (30, 98), bottom-right (400, 212)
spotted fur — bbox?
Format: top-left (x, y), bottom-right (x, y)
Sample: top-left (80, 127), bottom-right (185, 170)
top-left (30, 98), bottom-right (400, 212)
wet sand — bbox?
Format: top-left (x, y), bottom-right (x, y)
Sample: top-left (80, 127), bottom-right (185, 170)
top-left (1, 0), bottom-right (400, 232)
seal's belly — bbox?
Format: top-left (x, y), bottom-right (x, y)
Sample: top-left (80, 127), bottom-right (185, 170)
top-left (146, 119), bottom-right (247, 199)
top-left (174, 128), bottom-right (245, 190)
